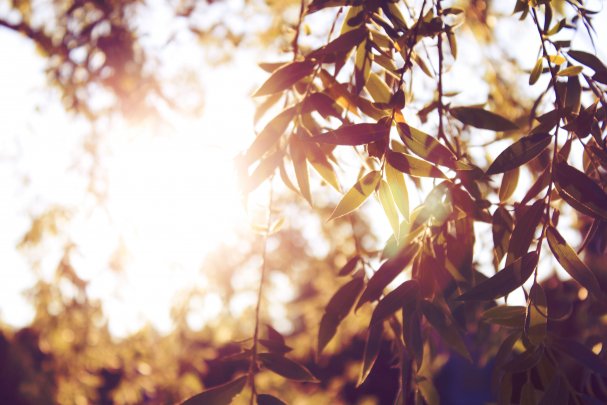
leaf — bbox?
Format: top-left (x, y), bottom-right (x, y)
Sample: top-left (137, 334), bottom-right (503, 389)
top-left (486, 133), bottom-right (552, 175)
top-left (358, 321), bottom-right (383, 386)
top-left (338, 256), bottom-right (360, 276)
top-left (257, 394), bottom-right (287, 405)
top-left (421, 300), bottom-right (471, 360)
top-left (310, 123), bottom-right (388, 145)
top-left (385, 163), bottom-right (409, 220)
top-left (557, 65), bottom-right (583, 77)
top-left (290, 137), bottom-right (311, 205)
top-left (565, 75), bottom-right (581, 115)
top-left (357, 243), bottom-right (418, 308)
top-left (304, 142), bottom-right (340, 191)
top-left (418, 377), bottom-right (440, 405)
top-left (529, 58), bottom-right (543, 85)
top-left (354, 40), bottom-right (372, 93)
top-left (253, 61), bottom-right (315, 97)
top-left (450, 106), bottom-right (518, 131)
top-left (259, 339), bottom-right (293, 354)
top-left (402, 303), bottom-right (423, 368)
top-left (370, 280), bottom-right (418, 325)
top-left (568, 50), bottom-right (607, 80)
top-left (386, 150), bottom-right (446, 178)
top-left (396, 123), bottom-right (456, 168)
top-left (520, 381), bottom-right (536, 405)
top-left (551, 337), bottom-right (607, 376)
top-left (526, 284), bottom-right (547, 345)
top-left (245, 108), bottom-right (295, 165)
top-left (456, 252), bottom-right (538, 301)
top-left (258, 353), bottom-right (318, 382)
top-left (491, 332), bottom-right (520, 392)
top-left (546, 226), bottom-right (602, 297)
top-left (181, 376), bottom-right (247, 405)
top-left (553, 160), bottom-right (607, 220)
top-left (244, 151), bottom-right (283, 193)
top-left (308, 27), bottom-right (366, 60)
top-left (329, 171), bottom-right (381, 220)
top-left (366, 72), bottom-right (392, 103)
top-left (377, 180), bottom-right (400, 238)
top-left (318, 277), bottom-right (365, 354)
top-left (505, 200), bottom-right (545, 265)
top-left (481, 306), bottom-right (526, 328)
top-left (502, 346), bottom-right (544, 373)
top-left (492, 207), bottom-right (514, 264)
top-left (499, 167), bottom-right (519, 202)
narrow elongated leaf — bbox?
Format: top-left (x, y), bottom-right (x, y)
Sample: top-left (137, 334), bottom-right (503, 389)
top-left (181, 376), bottom-right (247, 405)
top-left (329, 171), bottom-right (381, 220)
top-left (502, 346), bottom-right (543, 373)
top-left (386, 150), bottom-right (446, 178)
top-left (377, 180), bottom-right (400, 238)
top-left (505, 200), bottom-right (544, 265)
top-left (499, 167), bottom-right (519, 202)
top-left (358, 322), bottom-right (383, 386)
top-left (318, 277), bottom-right (365, 354)
top-left (421, 300), bottom-right (471, 360)
top-left (311, 123), bottom-right (387, 145)
top-left (526, 284), bottom-right (547, 345)
top-left (402, 303), bottom-right (423, 368)
top-left (257, 394), bottom-right (287, 405)
top-left (546, 226), bottom-right (602, 296)
top-left (258, 353), bottom-right (318, 382)
top-left (557, 65), bottom-right (583, 77)
top-left (367, 72), bottom-right (392, 103)
top-left (493, 207), bottom-right (514, 264)
top-left (357, 243), bottom-right (418, 308)
top-left (370, 280), bottom-right (418, 325)
top-left (491, 332), bottom-right (520, 392)
top-left (304, 142), bottom-right (340, 191)
top-left (290, 137), bottom-right (311, 204)
top-left (244, 151), bottom-right (283, 193)
top-left (396, 123), bottom-right (456, 168)
top-left (308, 27), bottom-right (366, 60)
top-left (385, 163), bottom-right (409, 220)
top-left (520, 381), bottom-right (536, 405)
top-left (486, 133), bottom-right (551, 175)
top-left (553, 161), bottom-right (607, 220)
top-left (338, 256), bottom-right (360, 276)
top-left (565, 75), bottom-right (581, 115)
top-left (481, 306), bottom-right (526, 328)
top-left (245, 108), bottom-right (295, 165)
top-left (529, 57), bottom-right (543, 85)
top-left (551, 337), bottom-right (607, 376)
top-left (456, 252), bottom-right (538, 301)
top-left (568, 50), bottom-right (607, 78)
top-left (450, 107), bottom-right (518, 131)
top-left (253, 61), bottom-right (315, 97)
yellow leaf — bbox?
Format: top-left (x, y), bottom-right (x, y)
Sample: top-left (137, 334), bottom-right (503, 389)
top-left (329, 171), bottom-right (381, 220)
top-left (385, 163), bottom-right (409, 221)
top-left (377, 179), bottom-right (400, 239)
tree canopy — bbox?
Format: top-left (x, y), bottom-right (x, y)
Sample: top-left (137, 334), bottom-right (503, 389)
top-left (2, 0), bottom-right (607, 404)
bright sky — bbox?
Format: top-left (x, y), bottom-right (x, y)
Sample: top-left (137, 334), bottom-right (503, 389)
top-left (1, 1), bottom-right (606, 337)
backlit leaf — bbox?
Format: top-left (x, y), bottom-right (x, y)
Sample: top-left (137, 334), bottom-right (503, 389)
top-left (181, 376), bottom-right (247, 405)
top-left (290, 137), bottom-right (311, 205)
top-left (311, 123), bottom-right (388, 145)
top-left (529, 58), bottom-right (543, 85)
top-left (492, 207), bottom-right (514, 264)
top-left (386, 150), bottom-right (446, 178)
top-left (377, 180), bottom-right (400, 238)
top-left (546, 226), bottom-right (602, 297)
top-left (304, 142), bottom-right (340, 191)
top-left (370, 280), bottom-right (418, 325)
top-left (308, 27), bottom-right (366, 60)
top-left (486, 133), bottom-right (551, 175)
top-left (366, 72), bottom-right (392, 103)
top-left (557, 65), bottom-right (583, 77)
top-left (385, 163), bottom-right (409, 220)
top-left (450, 106), bottom-right (518, 131)
top-left (258, 353), bottom-right (318, 382)
top-left (253, 61), bottom-right (315, 97)
top-left (358, 322), bottom-right (383, 386)
top-left (396, 123), bottom-right (456, 169)
top-left (245, 108), bottom-right (295, 165)
top-left (481, 306), bottom-right (526, 328)
top-left (553, 160), bottom-right (607, 220)
top-left (329, 171), bottom-right (381, 220)
top-left (499, 167), bottom-right (519, 202)
top-left (456, 252), bottom-right (538, 301)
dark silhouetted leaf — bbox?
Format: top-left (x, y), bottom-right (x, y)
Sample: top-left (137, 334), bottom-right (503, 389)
top-left (493, 207), bottom-right (514, 264)
top-left (551, 337), bottom-right (607, 376)
top-left (308, 27), bottom-right (366, 60)
top-left (421, 300), bottom-right (471, 360)
top-left (486, 133), bottom-right (551, 175)
top-left (520, 380), bottom-right (536, 405)
top-left (456, 252), bottom-right (538, 301)
top-left (253, 61), bottom-right (315, 97)
top-left (329, 171), bottom-right (381, 220)
top-left (258, 353), bottom-right (318, 382)
top-left (546, 226), bottom-right (602, 297)
top-left (491, 332), bottom-right (520, 392)
top-left (310, 123), bottom-right (388, 146)
top-left (358, 321), bottom-right (383, 386)
top-left (526, 284), bottom-right (547, 345)
top-left (245, 108), bottom-right (295, 165)
top-left (386, 150), bottom-right (447, 178)
top-left (338, 256), bottom-right (360, 276)
top-left (402, 302), bottom-right (423, 368)
top-left (481, 306), bottom-right (526, 328)
top-left (565, 75), bottom-right (581, 115)
top-left (505, 200), bottom-right (544, 265)
top-left (370, 280), bottom-right (418, 325)
top-left (553, 160), bottom-right (607, 220)
top-left (502, 346), bottom-right (543, 373)
top-left (318, 277), bottom-right (364, 354)
top-left (257, 394), bottom-right (287, 405)
top-left (450, 106), bottom-right (518, 131)
top-left (568, 50), bottom-right (607, 84)
top-left (181, 375), bottom-right (247, 405)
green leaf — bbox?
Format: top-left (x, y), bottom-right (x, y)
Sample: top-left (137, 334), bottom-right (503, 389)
top-left (357, 243), bottom-right (418, 309)
top-left (370, 280), bottom-right (418, 325)
top-left (318, 277), bottom-right (365, 354)
top-left (553, 160), bottom-right (607, 220)
top-left (253, 61), bottom-right (315, 97)
top-left (481, 306), bottom-right (526, 328)
top-left (551, 337), bottom-right (607, 376)
top-left (456, 252), bottom-right (538, 301)
top-left (377, 180), bottom-right (400, 238)
top-left (486, 133), bottom-right (551, 175)
top-left (450, 106), bottom-right (518, 131)
top-left (181, 376), bottom-right (247, 405)
top-left (546, 226), bottom-right (602, 297)
top-left (258, 353), bottom-right (318, 382)
top-left (385, 163), bottom-right (409, 220)
top-left (421, 300), bottom-right (471, 360)
top-left (386, 150), bottom-right (447, 178)
top-left (329, 171), bottom-right (381, 220)
top-left (396, 123), bottom-right (456, 168)
top-left (257, 394), bottom-right (287, 405)
top-left (310, 123), bottom-right (388, 145)
top-left (358, 321), bottom-right (383, 386)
